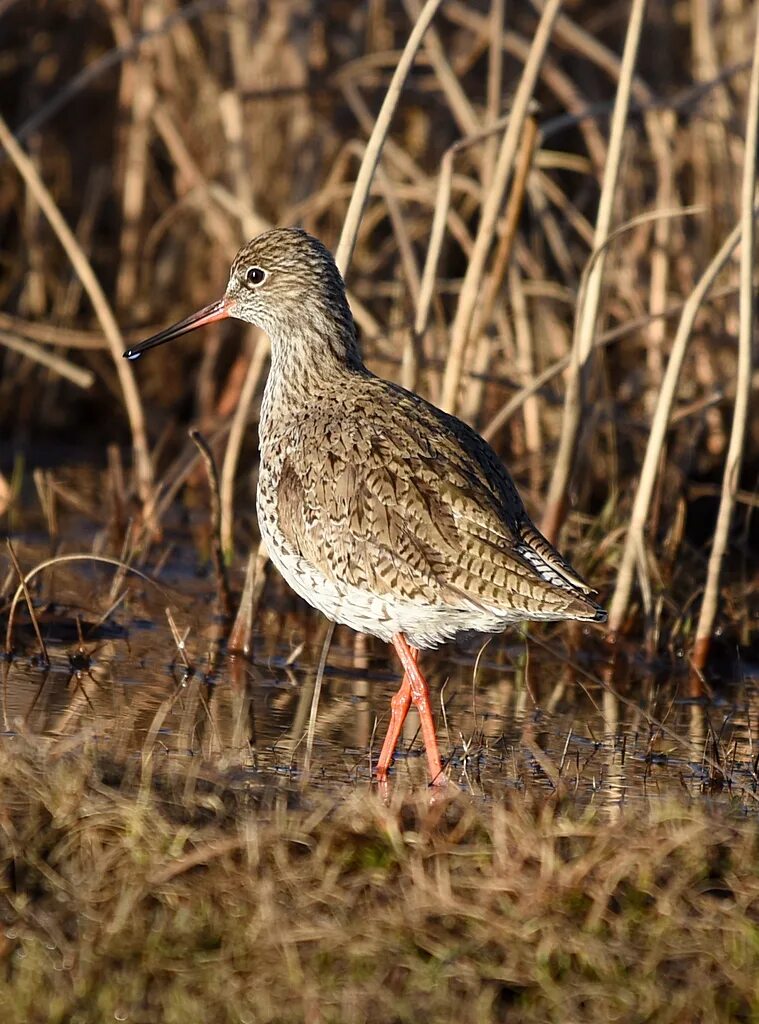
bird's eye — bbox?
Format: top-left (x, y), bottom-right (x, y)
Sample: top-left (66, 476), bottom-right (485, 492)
top-left (245, 266), bottom-right (267, 286)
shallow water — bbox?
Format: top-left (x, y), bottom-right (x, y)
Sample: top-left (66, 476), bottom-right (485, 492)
top-left (2, 521), bottom-right (758, 815)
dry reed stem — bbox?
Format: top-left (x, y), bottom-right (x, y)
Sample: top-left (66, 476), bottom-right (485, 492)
top-left (549, 1), bottom-right (676, 243)
top-left (510, 263), bottom-right (543, 487)
top-left (482, 0), bottom-right (505, 190)
top-left (362, 158), bottom-right (423, 389)
top-left (228, 548), bottom-right (257, 655)
top-left (439, 0), bottom-right (563, 416)
top-left (414, 114), bottom-right (511, 357)
top-left (446, 3), bottom-right (609, 173)
top-left (0, 114), bottom-right (155, 519)
top-left (470, 116), bottom-right (539, 343)
top-left (165, 607), bottom-right (192, 671)
top-left (226, 0), bottom-right (252, 95)
top-left (414, 154), bottom-right (451, 355)
top-left (0, 332), bottom-right (94, 389)
top-left (303, 620), bottom-right (335, 784)
top-left (219, 331), bottom-right (270, 556)
top-left (692, 12), bottom-right (759, 670)
top-left (189, 429), bottom-right (232, 620)
top-left (402, 0), bottom-right (479, 137)
top-left (644, 111), bottom-right (676, 411)
top-left (335, 0), bottom-right (445, 274)
top-left (114, 3), bottom-right (155, 311)
top-left (151, 424), bottom-right (230, 526)
top-left (606, 214), bottom-right (753, 635)
top-left (219, 89), bottom-right (259, 238)
top-left (32, 469), bottom-right (57, 540)
top-left (541, 0), bottom-right (647, 544)
top-left (0, 313), bottom-right (108, 350)
top-left (527, 186), bottom-right (574, 282)
top-left (458, 116), bottom-right (538, 424)
top-left (547, 1), bottom-right (652, 98)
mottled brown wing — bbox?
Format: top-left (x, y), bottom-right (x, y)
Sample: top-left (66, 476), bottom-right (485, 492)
top-left (277, 450), bottom-right (461, 604)
top-left (275, 378), bottom-right (600, 618)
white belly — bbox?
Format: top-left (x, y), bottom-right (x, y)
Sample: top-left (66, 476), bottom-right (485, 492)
top-left (257, 493), bottom-right (516, 649)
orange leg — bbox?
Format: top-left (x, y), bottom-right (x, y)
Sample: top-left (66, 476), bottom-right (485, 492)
top-left (375, 650), bottom-right (416, 783)
top-left (374, 634), bottom-right (445, 786)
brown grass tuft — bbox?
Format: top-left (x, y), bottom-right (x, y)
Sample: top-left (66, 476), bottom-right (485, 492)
top-left (1, 738), bottom-right (758, 1023)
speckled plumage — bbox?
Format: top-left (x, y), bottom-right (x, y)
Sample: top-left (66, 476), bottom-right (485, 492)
top-left (125, 227), bottom-right (606, 783)
top-left (236, 229), bottom-right (606, 648)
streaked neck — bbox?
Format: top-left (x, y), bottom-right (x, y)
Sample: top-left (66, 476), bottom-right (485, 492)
top-left (259, 313), bottom-right (367, 438)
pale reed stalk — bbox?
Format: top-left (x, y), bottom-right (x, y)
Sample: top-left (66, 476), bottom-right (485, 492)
top-left (0, 113), bottom-right (154, 516)
top-left (606, 216), bottom-right (750, 634)
top-left (692, 10), bottom-right (759, 669)
top-left (541, 0), bottom-right (647, 543)
top-left (335, 0), bottom-right (446, 275)
top-left (439, 0), bottom-right (563, 416)
top-left (220, 333), bottom-right (270, 556)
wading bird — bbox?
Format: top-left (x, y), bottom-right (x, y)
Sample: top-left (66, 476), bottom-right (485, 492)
top-left (125, 228), bottom-right (606, 786)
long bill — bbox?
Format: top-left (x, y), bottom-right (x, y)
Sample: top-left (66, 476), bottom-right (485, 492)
top-left (123, 298), bottom-right (231, 360)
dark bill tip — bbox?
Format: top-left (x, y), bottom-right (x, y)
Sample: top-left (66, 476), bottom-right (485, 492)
top-left (123, 298), bottom-right (231, 360)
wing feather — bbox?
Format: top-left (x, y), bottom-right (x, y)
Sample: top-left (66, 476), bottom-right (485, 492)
top-left (273, 377), bottom-right (603, 620)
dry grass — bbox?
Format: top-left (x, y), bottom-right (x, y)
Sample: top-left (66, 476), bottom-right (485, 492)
top-left (0, 737), bottom-right (758, 1024)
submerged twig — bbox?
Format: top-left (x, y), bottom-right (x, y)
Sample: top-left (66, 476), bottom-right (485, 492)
top-left (4, 554), bottom-right (172, 657)
top-left (5, 540), bottom-right (49, 666)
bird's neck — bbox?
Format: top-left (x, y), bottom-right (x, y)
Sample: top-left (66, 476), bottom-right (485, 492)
top-left (259, 312), bottom-right (367, 438)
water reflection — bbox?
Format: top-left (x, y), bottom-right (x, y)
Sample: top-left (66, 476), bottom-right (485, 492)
top-left (2, 539), bottom-right (758, 813)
